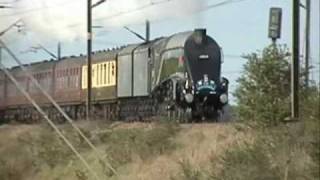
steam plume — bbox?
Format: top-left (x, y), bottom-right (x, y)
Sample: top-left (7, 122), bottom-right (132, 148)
top-left (1, 0), bottom-right (207, 41)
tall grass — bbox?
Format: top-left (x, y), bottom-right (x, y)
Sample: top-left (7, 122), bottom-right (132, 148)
top-left (172, 123), bottom-right (319, 180)
top-left (0, 121), bottom-right (181, 180)
top-left (98, 122), bottom-right (180, 169)
top-left (0, 145), bottom-right (36, 180)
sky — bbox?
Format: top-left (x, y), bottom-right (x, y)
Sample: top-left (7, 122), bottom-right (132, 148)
top-left (0, 0), bottom-right (319, 103)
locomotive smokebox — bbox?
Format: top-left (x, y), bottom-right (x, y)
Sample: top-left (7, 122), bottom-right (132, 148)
top-left (185, 28), bottom-right (222, 83)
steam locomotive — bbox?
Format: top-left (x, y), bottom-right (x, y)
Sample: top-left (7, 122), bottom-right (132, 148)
top-left (0, 29), bottom-right (229, 123)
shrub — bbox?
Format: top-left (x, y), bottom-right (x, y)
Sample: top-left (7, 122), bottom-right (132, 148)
top-left (234, 45), bottom-right (291, 126)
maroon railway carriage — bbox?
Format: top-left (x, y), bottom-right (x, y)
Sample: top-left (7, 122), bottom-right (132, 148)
top-left (27, 61), bottom-right (56, 105)
top-left (5, 66), bottom-right (30, 121)
top-left (54, 56), bottom-right (83, 104)
top-left (52, 55), bottom-right (84, 121)
top-left (51, 50), bottom-right (119, 121)
top-left (3, 61), bottom-right (55, 122)
top-left (0, 49), bottom-right (121, 122)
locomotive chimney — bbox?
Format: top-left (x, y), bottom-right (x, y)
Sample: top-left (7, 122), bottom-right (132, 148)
top-left (194, 29), bottom-right (207, 44)
top-left (194, 29), bottom-right (206, 38)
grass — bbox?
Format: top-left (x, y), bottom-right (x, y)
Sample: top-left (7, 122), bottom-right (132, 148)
top-left (0, 144), bottom-right (36, 180)
top-left (169, 122), bottom-right (319, 180)
top-left (171, 159), bottom-right (204, 180)
top-left (214, 125), bottom-right (317, 180)
top-left (98, 121), bottom-right (180, 168)
top-left (0, 121), bottom-right (181, 180)
top-left (1, 119), bottom-right (317, 180)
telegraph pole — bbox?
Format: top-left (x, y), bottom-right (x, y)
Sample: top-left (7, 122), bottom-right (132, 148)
top-left (86, 0), bottom-right (107, 120)
top-left (57, 42), bottom-right (61, 61)
top-left (87, 0), bottom-right (92, 121)
top-left (292, 0), bottom-right (300, 119)
top-left (304, 0), bottom-right (311, 87)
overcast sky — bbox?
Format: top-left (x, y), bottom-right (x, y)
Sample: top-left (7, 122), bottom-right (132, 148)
top-left (0, 0), bottom-right (319, 102)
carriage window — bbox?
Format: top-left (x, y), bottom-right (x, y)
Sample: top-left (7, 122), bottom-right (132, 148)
top-left (96, 64), bottom-right (99, 86)
top-left (82, 66), bottom-right (87, 89)
top-left (159, 49), bottom-right (184, 81)
top-left (100, 64), bottom-right (103, 86)
top-left (107, 62), bottom-right (110, 84)
top-left (81, 61), bottom-right (116, 89)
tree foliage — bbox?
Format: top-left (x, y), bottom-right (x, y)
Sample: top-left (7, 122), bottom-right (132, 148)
top-left (234, 44), bottom-right (291, 126)
top-left (234, 43), bottom-right (320, 179)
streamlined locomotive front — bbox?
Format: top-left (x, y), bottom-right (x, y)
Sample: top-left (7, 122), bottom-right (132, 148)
top-left (183, 29), bottom-right (228, 118)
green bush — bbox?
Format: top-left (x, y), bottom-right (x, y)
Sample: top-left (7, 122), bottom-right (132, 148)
top-left (234, 45), bottom-right (291, 126)
top-left (233, 43), bottom-right (319, 179)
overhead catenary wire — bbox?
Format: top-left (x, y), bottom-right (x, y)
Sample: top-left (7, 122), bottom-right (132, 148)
top-left (94, 0), bottom-right (175, 22)
top-left (0, 62), bottom-right (102, 180)
top-left (203, 0), bottom-right (249, 10)
top-left (0, 0), bottom-right (251, 29)
top-left (0, 19), bottom-right (21, 36)
top-left (0, 1), bottom-right (82, 17)
top-left (0, 39), bottom-right (118, 176)
top-left (0, 0), bottom-right (172, 18)
top-left (93, 0), bottom-right (251, 24)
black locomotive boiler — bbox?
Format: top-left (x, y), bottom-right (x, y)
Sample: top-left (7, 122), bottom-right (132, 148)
top-left (0, 29), bottom-right (229, 123)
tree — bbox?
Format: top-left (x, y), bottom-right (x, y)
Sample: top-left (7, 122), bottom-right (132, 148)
top-left (234, 44), bottom-right (291, 126)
